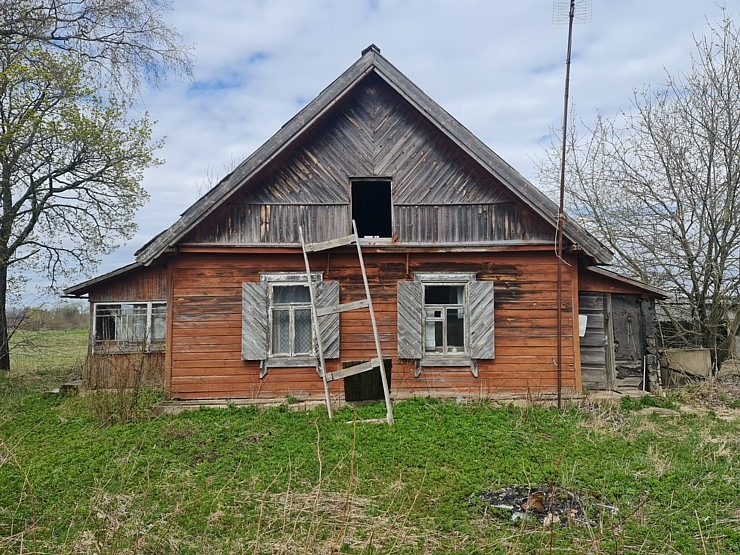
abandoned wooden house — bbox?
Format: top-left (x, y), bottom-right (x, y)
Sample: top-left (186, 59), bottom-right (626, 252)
top-left (64, 45), bottom-right (666, 403)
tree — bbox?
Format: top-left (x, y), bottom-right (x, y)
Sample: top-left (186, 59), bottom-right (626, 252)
top-left (0, 45), bottom-right (161, 369)
top-left (539, 10), bottom-right (740, 365)
top-left (0, 0), bottom-right (191, 371)
top-left (1, 0), bottom-right (192, 91)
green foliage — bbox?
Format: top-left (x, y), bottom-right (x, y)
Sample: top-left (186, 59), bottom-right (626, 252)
top-left (620, 394), bottom-right (680, 411)
top-left (0, 394), bottom-right (737, 554)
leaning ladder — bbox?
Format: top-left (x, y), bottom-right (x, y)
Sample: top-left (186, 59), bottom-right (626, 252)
top-left (298, 220), bottom-right (394, 425)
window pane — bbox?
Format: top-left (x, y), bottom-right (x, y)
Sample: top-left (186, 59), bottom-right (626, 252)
top-left (447, 308), bottom-right (465, 351)
top-left (272, 309), bottom-right (291, 354)
top-left (121, 304), bottom-right (148, 342)
top-left (424, 320), bottom-right (443, 353)
top-left (294, 308), bottom-right (312, 354)
top-left (151, 303), bottom-right (167, 342)
top-left (425, 285), bottom-right (464, 304)
top-left (273, 284), bottom-right (310, 304)
top-left (95, 305), bottom-right (119, 340)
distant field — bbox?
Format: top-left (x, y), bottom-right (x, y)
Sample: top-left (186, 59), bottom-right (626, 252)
top-left (6, 329), bottom-right (88, 391)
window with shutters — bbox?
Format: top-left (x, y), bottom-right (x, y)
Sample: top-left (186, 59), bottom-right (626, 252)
top-left (242, 272), bottom-right (340, 377)
top-left (397, 273), bottom-right (494, 377)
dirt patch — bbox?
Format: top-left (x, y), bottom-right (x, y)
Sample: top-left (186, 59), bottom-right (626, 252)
top-left (669, 376), bottom-right (740, 421)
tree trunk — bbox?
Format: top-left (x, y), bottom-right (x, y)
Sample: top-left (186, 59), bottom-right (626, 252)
top-left (0, 264), bottom-right (9, 371)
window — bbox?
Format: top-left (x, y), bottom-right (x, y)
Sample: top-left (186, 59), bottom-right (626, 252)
top-left (93, 301), bottom-right (166, 352)
top-left (269, 283), bottom-right (313, 356)
top-left (397, 273), bottom-right (494, 377)
top-left (351, 179), bottom-right (392, 238)
top-left (424, 285), bottom-right (466, 354)
top-left (242, 273), bottom-right (340, 377)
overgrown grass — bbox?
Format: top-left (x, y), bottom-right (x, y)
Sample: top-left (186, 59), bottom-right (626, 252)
top-left (1, 394), bottom-right (737, 554)
top-left (1, 332), bottom-right (737, 553)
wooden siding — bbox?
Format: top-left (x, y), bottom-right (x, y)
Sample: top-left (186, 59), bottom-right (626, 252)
top-left (579, 293), bottom-right (612, 391)
top-left (165, 250), bottom-right (578, 400)
top-left (184, 74), bottom-right (552, 246)
top-left (88, 265), bottom-right (168, 302)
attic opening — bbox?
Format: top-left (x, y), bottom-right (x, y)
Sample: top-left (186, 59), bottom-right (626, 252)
top-left (351, 179), bottom-right (392, 238)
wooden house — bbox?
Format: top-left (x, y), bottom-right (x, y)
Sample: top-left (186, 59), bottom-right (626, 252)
top-left (64, 45), bottom-right (665, 402)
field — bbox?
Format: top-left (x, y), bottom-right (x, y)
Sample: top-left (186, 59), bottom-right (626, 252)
top-left (0, 330), bottom-right (738, 554)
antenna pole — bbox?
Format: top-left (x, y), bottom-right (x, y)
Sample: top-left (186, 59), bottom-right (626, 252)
top-left (556, 0), bottom-right (577, 409)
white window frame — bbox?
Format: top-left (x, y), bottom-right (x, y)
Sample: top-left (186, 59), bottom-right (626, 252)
top-left (93, 301), bottom-right (166, 353)
top-left (415, 273), bottom-right (475, 365)
top-left (261, 272), bottom-right (322, 367)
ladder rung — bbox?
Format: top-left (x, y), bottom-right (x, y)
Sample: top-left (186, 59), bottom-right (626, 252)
top-left (316, 299), bottom-right (369, 317)
top-left (304, 234), bottom-right (356, 252)
top-left (326, 358), bottom-right (381, 382)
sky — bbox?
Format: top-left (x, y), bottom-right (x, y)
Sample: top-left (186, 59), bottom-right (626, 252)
top-left (53, 0), bottom-right (732, 297)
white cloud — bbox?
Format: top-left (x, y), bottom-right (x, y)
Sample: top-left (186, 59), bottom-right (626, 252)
top-left (56, 0), bottom-right (730, 292)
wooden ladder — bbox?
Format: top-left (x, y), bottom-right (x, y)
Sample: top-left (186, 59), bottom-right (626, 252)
top-left (299, 220), bottom-right (394, 425)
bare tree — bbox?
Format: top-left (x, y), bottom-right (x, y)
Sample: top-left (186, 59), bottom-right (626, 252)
top-left (539, 10), bottom-right (740, 363)
top-left (1, 0), bottom-right (192, 92)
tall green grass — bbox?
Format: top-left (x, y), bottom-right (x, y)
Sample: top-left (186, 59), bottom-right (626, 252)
top-left (1, 394), bottom-right (737, 554)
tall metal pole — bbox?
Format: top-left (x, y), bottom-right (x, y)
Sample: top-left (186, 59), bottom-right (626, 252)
top-left (556, 0), bottom-right (576, 409)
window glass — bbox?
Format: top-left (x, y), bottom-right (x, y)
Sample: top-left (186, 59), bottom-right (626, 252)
top-left (270, 283), bottom-right (313, 356)
top-left (423, 284), bottom-right (466, 354)
top-left (95, 305), bottom-right (119, 341)
top-left (271, 309), bottom-right (291, 354)
top-left (151, 303), bottom-right (167, 342)
top-left (273, 284), bottom-right (310, 304)
top-left (94, 301), bottom-right (166, 351)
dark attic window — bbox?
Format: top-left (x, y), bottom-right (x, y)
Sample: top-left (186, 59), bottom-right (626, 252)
top-left (351, 179), bottom-right (392, 238)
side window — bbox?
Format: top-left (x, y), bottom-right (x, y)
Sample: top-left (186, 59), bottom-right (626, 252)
top-left (397, 274), bottom-right (494, 377)
top-left (242, 273), bottom-right (339, 377)
top-left (93, 301), bottom-right (166, 352)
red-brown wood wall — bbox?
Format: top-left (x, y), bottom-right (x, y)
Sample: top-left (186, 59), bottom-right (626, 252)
top-left (165, 248), bottom-right (579, 400)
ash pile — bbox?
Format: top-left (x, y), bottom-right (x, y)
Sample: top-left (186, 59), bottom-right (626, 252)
top-left (476, 485), bottom-right (616, 526)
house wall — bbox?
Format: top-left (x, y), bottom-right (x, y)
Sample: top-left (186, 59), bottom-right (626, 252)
top-left (87, 265), bottom-right (168, 303)
top-left (166, 249), bottom-right (579, 400)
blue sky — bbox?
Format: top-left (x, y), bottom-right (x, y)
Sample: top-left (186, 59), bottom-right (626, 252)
top-left (54, 0), bottom-right (732, 296)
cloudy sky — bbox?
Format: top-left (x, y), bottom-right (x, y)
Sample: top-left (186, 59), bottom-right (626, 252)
top-left (60, 0), bottom-right (731, 293)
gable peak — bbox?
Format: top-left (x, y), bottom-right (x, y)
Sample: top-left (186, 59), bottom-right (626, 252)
top-left (361, 44), bottom-right (381, 56)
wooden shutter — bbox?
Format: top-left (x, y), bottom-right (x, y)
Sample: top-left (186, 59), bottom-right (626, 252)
top-left (468, 281), bottom-right (495, 359)
top-left (316, 281), bottom-right (340, 359)
top-left (242, 282), bottom-right (268, 360)
top-left (397, 281), bottom-right (423, 359)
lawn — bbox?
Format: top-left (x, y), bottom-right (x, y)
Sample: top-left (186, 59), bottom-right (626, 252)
top-left (0, 331), bottom-right (738, 554)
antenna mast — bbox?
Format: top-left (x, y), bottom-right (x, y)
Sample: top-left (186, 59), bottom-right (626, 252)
top-left (553, 0), bottom-right (591, 408)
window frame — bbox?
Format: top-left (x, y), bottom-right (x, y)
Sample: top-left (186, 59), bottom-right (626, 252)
top-left (415, 273), bottom-right (475, 365)
top-left (398, 272), bottom-right (493, 378)
top-left (92, 300), bottom-right (166, 353)
top-left (261, 272), bottom-right (323, 368)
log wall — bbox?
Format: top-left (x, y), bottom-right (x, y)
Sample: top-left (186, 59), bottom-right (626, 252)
top-left (166, 250), bottom-right (579, 400)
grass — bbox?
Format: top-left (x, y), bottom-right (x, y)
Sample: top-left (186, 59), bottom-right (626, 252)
top-left (3, 328), bottom-right (88, 393)
top-left (0, 330), bottom-right (738, 554)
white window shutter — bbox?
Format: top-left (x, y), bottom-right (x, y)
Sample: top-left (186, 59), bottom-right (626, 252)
top-left (469, 281), bottom-right (495, 359)
top-left (397, 281), bottom-right (423, 359)
top-left (316, 281), bottom-right (340, 358)
top-left (242, 282), bottom-right (268, 360)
